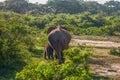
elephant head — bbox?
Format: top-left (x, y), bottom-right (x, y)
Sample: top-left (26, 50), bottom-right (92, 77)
top-left (48, 26), bottom-right (71, 64)
top-left (44, 44), bottom-right (54, 60)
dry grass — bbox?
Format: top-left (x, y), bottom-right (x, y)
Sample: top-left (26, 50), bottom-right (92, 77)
top-left (70, 35), bottom-right (120, 79)
top-left (90, 48), bottom-right (120, 80)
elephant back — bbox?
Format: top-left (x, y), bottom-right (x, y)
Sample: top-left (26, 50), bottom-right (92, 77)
top-left (47, 26), bottom-right (68, 34)
top-left (48, 26), bottom-right (71, 50)
top-left (47, 26), bottom-right (57, 34)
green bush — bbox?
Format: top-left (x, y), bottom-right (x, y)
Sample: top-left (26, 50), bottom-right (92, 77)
top-left (0, 12), bottom-right (41, 68)
top-left (16, 47), bottom-right (93, 80)
top-left (109, 47), bottom-right (120, 56)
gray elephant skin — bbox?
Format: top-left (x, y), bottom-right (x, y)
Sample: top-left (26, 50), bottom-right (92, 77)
top-left (44, 44), bottom-right (54, 60)
top-left (48, 26), bottom-right (71, 64)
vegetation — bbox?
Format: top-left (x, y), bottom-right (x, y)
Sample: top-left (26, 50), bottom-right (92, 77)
top-left (0, 11), bottom-right (41, 68)
top-left (16, 47), bottom-right (93, 80)
top-left (1, 0), bottom-right (120, 15)
top-left (0, 0), bottom-right (120, 79)
top-left (109, 47), bottom-right (120, 56)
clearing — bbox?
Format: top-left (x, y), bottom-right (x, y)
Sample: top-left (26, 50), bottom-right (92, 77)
top-left (71, 36), bottom-right (120, 80)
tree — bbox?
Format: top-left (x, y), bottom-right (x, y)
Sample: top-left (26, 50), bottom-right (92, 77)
top-left (104, 1), bottom-right (120, 14)
top-left (83, 1), bottom-right (103, 14)
top-left (5, 0), bottom-right (29, 13)
top-left (46, 0), bottom-right (84, 14)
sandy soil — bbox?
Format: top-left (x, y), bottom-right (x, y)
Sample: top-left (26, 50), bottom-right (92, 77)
top-left (71, 39), bottom-right (120, 48)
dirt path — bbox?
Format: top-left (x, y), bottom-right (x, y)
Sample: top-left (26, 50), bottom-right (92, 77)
top-left (71, 39), bottom-right (120, 48)
top-left (90, 51), bottom-right (120, 80)
top-left (71, 38), bottom-right (120, 79)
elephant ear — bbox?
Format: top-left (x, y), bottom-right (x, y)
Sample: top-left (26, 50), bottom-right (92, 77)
top-left (47, 26), bottom-right (57, 34)
top-left (61, 26), bottom-right (68, 31)
top-left (47, 26), bottom-right (69, 34)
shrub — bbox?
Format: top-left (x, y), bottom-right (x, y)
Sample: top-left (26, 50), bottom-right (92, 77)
top-left (109, 47), bottom-right (120, 56)
top-left (0, 12), bottom-right (40, 68)
top-left (16, 47), bottom-right (93, 80)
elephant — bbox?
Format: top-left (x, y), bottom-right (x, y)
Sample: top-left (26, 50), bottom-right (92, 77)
top-left (48, 26), bottom-right (71, 64)
top-left (44, 44), bottom-right (54, 60)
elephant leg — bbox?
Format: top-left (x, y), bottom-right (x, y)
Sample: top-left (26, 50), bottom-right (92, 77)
top-left (54, 53), bottom-right (58, 59)
top-left (48, 39), bottom-right (63, 64)
top-left (58, 51), bottom-right (62, 64)
top-left (50, 52), bottom-right (54, 61)
top-left (55, 50), bottom-right (64, 64)
top-left (44, 51), bottom-right (47, 59)
top-left (47, 51), bottom-right (51, 59)
top-left (61, 51), bottom-right (63, 58)
top-left (61, 51), bottom-right (65, 63)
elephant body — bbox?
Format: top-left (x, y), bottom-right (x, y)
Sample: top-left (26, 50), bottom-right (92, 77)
top-left (48, 26), bottom-right (71, 64)
top-left (44, 44), bottom-right (54, 60)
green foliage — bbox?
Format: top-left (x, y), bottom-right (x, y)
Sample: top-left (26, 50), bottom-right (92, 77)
top-left (6, 0), bottom-right (29, 13)
top-left (1, 0), bottom-right (120, 15)
top-left (0, 10), bottom-right (119, 70)
top-left (0, 12), bottom-right (41, 68)
top-left (38, 34), bottom-right (48, 47)
top-left (1, 11), bottom-right (118, 36)
top-left (40, 13), bottom-right (120, 36)
top-left (1, 6), bottom-right (120, 80)
top-left (109, 47), bottom-right (120, 56)
top-left (16, 47), bottom-right (93, 80)
top-left (47, 0), bottom-right (83, 14)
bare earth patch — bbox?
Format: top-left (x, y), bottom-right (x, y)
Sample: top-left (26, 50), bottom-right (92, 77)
top-left (90, 48), bottom-right (120, 80)
top-left (90, 52), bottom-right (120, 80)
top-left (71, 37), bottom-right (120, 80)
top-left (71, 39), bottom-right (120, 48)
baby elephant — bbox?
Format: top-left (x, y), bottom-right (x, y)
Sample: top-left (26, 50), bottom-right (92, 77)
top-left (44, 44), bottom-right (54, 60)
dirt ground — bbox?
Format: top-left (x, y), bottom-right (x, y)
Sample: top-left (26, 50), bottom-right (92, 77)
top-left (71, 39), bottom-right (120, 48)
top-left (90, 49), bottom-right (120, 80)
top-left (71, 38), bottom-right (120, 80)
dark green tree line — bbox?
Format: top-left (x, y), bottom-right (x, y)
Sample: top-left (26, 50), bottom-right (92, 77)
top-left (0, 0), bottom-right (120, 15)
